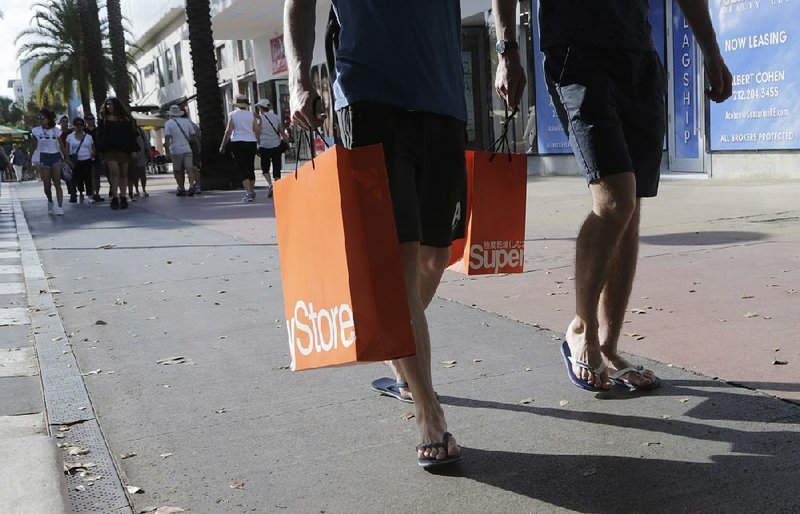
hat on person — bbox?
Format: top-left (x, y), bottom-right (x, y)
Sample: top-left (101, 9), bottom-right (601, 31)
top-left (233, 94), bottom-right (251, 108)
top-left (167, 105), bottom-right (185, 117)
top-left (255, 99), bottom-right (271, 110)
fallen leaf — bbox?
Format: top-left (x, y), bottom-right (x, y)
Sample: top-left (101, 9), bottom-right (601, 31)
top-left (126, 485), bottom-right (144, 494)
top-left (773, 359), bottom-right (789, 365)
top-left (139, 508), bottom-right (158, 514)
top-left (75, 485), bottom-right (86, 492)
top-left (679, 398), bottom-right (691, 403)
top-left (441, 360), bottom-right (457, 365)
top-left (763, 316), bottom-right (773, 320)
top-left (156, 356), bottom-right (187, 365)
top-left (160, 452), bottom-right (173, 459)
top-left (630, 308), bottom-right (647, 315)
top-left (401, 412), bottom-right (415, 421)
top-left (559, 400), bottom-right (569, 407)
top-left (146, 316), bottom-right (158, 320)
top-left (582, 468), bottom-right (597, 477)
top-left (215, 408), bottom-right (227, 414)
top-left (740, 295), bottom-right (754, 299)
top-left (95, 320), bottom-right (107, 325)
top-left (623, 332), bottom-right (640, 338)
top-left (473, 358), bottom-right (482, 363)
top-left (519, 397), bottom-right (534, 405)
top-left (68, 447), bottom-right (90, 456)
top-left (744, 312), bottom-right (759, 318)
top-left (217, 290), bottom-right (227, 294)
top-left (155, 507), bottom-right (186, 514)
top-left (81, 369), bottom-right (102, 376)
top-left (661, 415), bottom-right (671, 419)
top-left (644, 442), bottom-right (661, 447)
top-left (97, 244), bottom-right (116, 249)
top-left (114, 298), bottom-right (127, 305)
top-left (524, 367), bottom-right (532, 372)
top-left (51, 336), bottom-right (63, 342)
top-left (230, 480), bottom-right (245, 490)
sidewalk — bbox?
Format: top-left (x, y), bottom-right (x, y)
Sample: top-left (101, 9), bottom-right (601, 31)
top-left (8, 174), bottom-right (799, 513)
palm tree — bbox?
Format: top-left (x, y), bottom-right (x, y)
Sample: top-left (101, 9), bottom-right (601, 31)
top-left (15, 0), bottom-right (95, 114)
top-left (186, 0), bottom-right (234, 189)
top-left (77, 0), bottom-right (107, 114)
top-left (105, 0), bottom-right (129, 106)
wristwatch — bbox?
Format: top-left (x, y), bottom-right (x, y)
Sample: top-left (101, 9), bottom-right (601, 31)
top-left (496, 40), bottom-right (519, 55)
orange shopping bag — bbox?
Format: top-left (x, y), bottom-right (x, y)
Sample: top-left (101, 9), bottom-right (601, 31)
top-left (448, 149), bottom-right (528, 275)
top-left (274, 144), bottom-right (416, 371)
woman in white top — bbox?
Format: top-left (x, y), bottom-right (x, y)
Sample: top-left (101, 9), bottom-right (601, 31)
top-left (219, 94), bottom-right (260, 202)
top-left (30, 109), bottom-right (67, 215)
top-left (65, 117), bottom-right (96, 204)
top-left (255, 99), bottom-right (290, 198)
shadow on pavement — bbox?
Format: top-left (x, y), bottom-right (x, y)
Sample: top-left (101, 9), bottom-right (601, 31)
top-left (640, 230), bottom-right (765, 246)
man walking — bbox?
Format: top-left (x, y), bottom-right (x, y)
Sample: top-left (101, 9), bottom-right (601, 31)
top-left (11, 144), bottom-right (26, 182)
top-left (285, 0), bottom-right (524, 467)
top-left (531, 1), bottom-right (732, 390)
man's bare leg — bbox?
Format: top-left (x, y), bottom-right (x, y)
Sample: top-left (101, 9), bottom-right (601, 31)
top-left (396, 242), bottom-right (459, 461)
top-left (597, 201), bottom-right (657, 387)
top-left (388, 246), bottom-right (450, 399)
top-left (566, 173), bottom-right (637, 389)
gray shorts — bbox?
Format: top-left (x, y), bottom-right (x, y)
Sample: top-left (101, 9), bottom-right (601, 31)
top-left (171, 152), bottom-right (194, 172)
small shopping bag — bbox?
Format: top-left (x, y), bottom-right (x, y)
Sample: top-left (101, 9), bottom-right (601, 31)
top-left (448, 149), bottom-right (528, 275)
top-left (274, 144), bottom-right (416, 371)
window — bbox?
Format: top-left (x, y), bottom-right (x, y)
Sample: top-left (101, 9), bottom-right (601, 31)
top-left (165, 49), bottom-right (174, 84)
top-left (237, 40), bottom-right (246, 61)
top-left (174, 43), bottom-right (183, 79)
top-left (216, 44), bottom-right (226, 71)
top-left (156, 58), bottom-right (164, 87)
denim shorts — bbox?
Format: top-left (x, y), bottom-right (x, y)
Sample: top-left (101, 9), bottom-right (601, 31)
top-left (39, 152), bottom-right (63, 168)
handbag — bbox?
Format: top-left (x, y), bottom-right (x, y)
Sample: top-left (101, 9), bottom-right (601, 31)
top-left (262, 113), bottom-right (289, 153)
top-left (273, 143), bottom-right (415, 371)
top-left (174, 119), bottom-right (199, 155)
top-left (69, 133), bottom-right (87, 167)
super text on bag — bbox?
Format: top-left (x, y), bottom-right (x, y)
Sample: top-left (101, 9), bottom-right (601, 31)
top-left (287, 300), bottom-right (355, 356)
top-left (469, 241), bottom-right (524, 273)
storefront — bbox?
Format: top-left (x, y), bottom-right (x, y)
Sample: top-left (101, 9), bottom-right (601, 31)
top-left (527, 0), bottom-right (800, 179)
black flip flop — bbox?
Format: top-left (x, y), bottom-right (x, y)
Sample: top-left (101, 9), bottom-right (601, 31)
top-left (371, 377), bottom-right (413, 404)
top-left (416, 432), bottom-right (461, 469)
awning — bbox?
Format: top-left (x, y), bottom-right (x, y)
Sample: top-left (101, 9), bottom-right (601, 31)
top-left (0, 125), bottom-right (30, 143)
top-left (132, 112), bottom-right (166, 130)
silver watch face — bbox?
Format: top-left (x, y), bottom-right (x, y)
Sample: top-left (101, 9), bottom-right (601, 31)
top-left (496, 41), bottom-right (506, 54)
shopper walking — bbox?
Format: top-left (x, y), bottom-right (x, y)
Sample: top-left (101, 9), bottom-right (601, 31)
top-left (58, 115), bottom-right (79, 203)
top-left (83, 113), bottom-right (105, 203)
top-left (65, 118), bottom-right (95, 204)
top-left (532, 0), bottom-right (732, 391)
top-left (219, 94), bottom-right (259, 202)
top-left (255, 99), bottom-right (289, 198)
top-left (30, 109), bottom-right (66, 215)
top-left (287, 0), bottom-right (523, 468)
top-left (164, 105), bottom-right (199, 196)
top-left (128, 123), bottom-right (150, 198)
top-left (11, 144), bottom-right (26, 182)
top-left (95, 97), bottom-right (139, 210)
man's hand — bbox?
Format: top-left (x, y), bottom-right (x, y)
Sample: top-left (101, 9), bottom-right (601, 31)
top-left (703, 50), bottom-right (732, 103)
top-left (495, 53), bottom-right (527, 108)
top-left (290, 87), bottom-right (326, 131)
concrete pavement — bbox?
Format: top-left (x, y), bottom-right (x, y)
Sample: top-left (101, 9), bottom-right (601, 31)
top-left (7, 172), bottom-right (799, 513)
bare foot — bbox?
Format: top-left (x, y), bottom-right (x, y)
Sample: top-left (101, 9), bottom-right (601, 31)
top-left (601, 349), bottom-right (658, 388)
top-left (566, 320), bottom-right (611, 390)
top-left (398, 385), bottom-right (413, 401)
top-left (416, 411), bottom-right (460, 462)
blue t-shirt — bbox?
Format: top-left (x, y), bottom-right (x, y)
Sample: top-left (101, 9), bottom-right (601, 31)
top-left (332, 0), bottom-right (467, 122)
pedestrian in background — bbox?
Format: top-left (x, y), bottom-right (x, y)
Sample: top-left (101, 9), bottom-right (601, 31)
top-left (255, 98), bottom-right (289, 198)
top-left (164, 105), bottom-right (199, 196)
top-left (220, 94), bottom-right (259, 203)
top-left (83, 113), bottom-right (105, 203)
top-left (0, 145), bottom-right (7, 197)
top-left (30, 109), bottom-right (66, 215)
top-left (58, 115), bottom-right (79, 203)
top-left (535, 0), bottom-right (732, 391)
top-left (65, 117), bottom-right (95, 204)
top-left (128, 123), bottom-right (150, 199)
top-left (95, 97), bottom-right (139, 210)
top-left (180, 102), bottom-right (203, 195)
top-left (11, 144), bottom-right (26, 182)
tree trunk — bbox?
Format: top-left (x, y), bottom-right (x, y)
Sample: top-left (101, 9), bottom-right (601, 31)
top-left (185, 0), bottom-right (236, 190)
top-left (77, 0), bottom-right (106, 115)
top-left (106, 0), bottom-right (129, 106)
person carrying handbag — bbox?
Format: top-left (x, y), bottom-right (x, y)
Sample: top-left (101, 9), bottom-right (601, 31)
top-left (255, 99), bottom-right (290, 198)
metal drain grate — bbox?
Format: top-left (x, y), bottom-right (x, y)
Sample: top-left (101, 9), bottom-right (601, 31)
top-left (60, 419), bottom-right (132, 513)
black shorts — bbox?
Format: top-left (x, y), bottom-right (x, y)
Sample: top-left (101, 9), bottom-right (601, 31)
top-left (543, 45), bottom-right (667, 197)
top-left (337, 103), bottom-right (467, 247)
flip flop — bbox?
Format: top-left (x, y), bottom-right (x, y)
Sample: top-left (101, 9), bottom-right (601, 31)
top-left (416, 432), bottom-right (461, 469)
top-left (609, 366), bottom-right (661, 391)
top-left (371, 377), bottom-right (414, 404)
top-left (561, 341), bottom-right (607, 392)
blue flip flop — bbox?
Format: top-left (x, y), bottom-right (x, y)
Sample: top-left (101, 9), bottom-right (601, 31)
top-left (416, 432), bottom-right (461, 469)
top-left (371, 377), bottom-right (414, 404)
top-left (561, 340), bottom-right (607, 392)
top-left (609, 366), bottom-right (662, 391)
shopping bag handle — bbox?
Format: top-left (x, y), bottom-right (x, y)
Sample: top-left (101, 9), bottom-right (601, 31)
top-left (293, 125), bottom-right (331, 176)
top-left (487, 102), bottom-right (518, 163)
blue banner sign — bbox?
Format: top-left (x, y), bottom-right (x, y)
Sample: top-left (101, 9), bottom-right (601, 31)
top-left (532, 2), bottom-right (667, 155)
top-left (709, 0), bottom-right (798, 151)
top-left (672, 2), bottom-right (701, 159)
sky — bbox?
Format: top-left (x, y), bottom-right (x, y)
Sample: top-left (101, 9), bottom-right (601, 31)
top-left (0, 1), bottom-right (36, 99)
